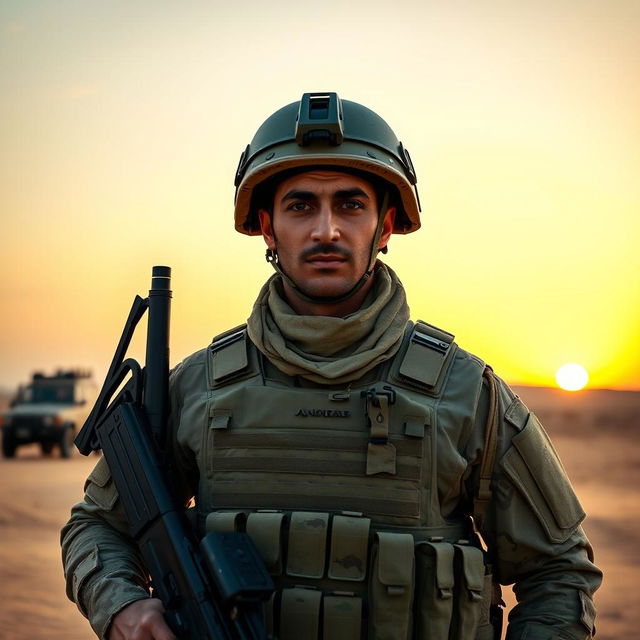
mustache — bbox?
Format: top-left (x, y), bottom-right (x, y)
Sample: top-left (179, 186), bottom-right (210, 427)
top-left (300, 244), bottom-right (352, 261)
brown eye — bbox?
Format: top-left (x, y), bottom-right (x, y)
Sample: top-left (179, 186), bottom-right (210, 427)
top-left (342, 200), bottom-right (364, 210)
top-left (289, 202), bottom-right (311, 212)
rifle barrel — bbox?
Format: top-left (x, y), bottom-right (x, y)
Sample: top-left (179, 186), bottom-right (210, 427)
top-left (144, 265), bottom-right (172, 449)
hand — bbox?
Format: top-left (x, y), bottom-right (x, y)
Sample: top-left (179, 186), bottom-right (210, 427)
top-left (109, 598), bottom-right (176, 640)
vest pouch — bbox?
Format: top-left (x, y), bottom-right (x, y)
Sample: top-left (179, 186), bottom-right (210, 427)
top-left (369, 532), bottom-right (415, 640)
top-left (205, 510), bottom-right (245, 533)
top-left (246, 511), bottom-right (286, 575)
top-left (328, 514), bottom-right (371, 582)
top-left (324, 593), bottom-right (363, 640)
top-left (279, 586), bottom-right (322, 640)
top-left (414, 540), bottom-right (454, 640)
top-left (451, 542), bottom-right (484, 640)
top-left (286, 511), bottom-right (330, 579)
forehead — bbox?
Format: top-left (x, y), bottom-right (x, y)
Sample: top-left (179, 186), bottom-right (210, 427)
top-left (273, 169), bottom-right (376, 199)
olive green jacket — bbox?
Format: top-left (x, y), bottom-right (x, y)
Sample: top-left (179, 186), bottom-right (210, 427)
top-left (61, 326), bottom-right (601, 640)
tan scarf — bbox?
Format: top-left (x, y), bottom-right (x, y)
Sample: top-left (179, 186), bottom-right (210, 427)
top-left (246, 263), bottom-right (410, 385)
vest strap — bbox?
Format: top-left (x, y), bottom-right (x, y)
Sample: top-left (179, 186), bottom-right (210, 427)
top-left (473, 366), bottom-right (499, 532)
top-left (207, 324), bottom-right (256, 388)
top-left (395, 320), bottom-right (457, 394)
top-left (363, 388), bottom-right (397, 476)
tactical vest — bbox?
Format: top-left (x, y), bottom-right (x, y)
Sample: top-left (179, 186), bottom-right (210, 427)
top-left (195, 320), bottom-right (497, 640)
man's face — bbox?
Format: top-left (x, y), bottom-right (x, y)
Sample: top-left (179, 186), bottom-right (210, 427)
top-left (258, 170), bottom-right (394, 301)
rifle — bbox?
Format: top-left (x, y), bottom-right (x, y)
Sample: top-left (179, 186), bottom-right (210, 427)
top-left (75, 266), bottom-right (274, 640)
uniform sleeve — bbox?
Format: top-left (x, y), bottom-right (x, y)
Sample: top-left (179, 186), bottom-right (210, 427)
top-left (467, 376), bottom-right (602, 640)
top-left (60, 456), bottom-right (150, 639)
top-left (60, 360), bottom-right (197, 639)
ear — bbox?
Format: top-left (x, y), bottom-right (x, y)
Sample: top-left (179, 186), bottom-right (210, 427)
top-left (258, 209), bottom-right (276, 250)
top-left (377, 206), bottom-right (396, 251)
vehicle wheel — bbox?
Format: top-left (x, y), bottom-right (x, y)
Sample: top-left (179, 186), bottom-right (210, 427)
top-left (59, 426), bottom-right (74, 459)
top-left (2, 435), bottom-right (17, 458)
top-left (41, 441), bottom-right (55, 455)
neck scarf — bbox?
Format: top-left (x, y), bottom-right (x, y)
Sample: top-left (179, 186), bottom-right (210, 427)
top-left (246, 263), bottom-right (410, 385)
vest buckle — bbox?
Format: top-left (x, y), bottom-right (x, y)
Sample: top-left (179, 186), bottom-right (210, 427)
top-left (362, 387), bottom-right (397, 476)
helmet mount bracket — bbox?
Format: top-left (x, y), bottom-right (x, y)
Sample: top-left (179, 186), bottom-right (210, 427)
top-left (295, 93), bottom-right (344, 147)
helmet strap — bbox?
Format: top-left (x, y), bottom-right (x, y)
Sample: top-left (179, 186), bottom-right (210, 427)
top-left (265, 190), bottom-right (390, 306)
top-left (367, 190), bottom-right (390, 272)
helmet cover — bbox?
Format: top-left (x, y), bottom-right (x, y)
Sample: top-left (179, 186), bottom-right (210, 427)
top-left (234, 92), bottom-right (421, 235)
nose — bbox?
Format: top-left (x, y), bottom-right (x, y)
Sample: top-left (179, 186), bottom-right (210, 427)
top-left (310, 205), bottom-right (340, 243)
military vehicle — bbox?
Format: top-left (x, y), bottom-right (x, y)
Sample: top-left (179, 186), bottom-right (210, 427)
top-left (1, 370), bottom-right (98, 458)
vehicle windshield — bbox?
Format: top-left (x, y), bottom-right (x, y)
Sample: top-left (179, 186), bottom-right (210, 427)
top-left (23, 384), bottom-right (74, 403)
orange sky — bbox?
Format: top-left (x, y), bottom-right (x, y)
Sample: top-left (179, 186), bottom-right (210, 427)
top-left (1, 1), bottom-right (638, 391)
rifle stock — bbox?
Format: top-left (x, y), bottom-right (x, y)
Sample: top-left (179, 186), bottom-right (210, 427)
top-left (75, 266), bottom-right (273, 640)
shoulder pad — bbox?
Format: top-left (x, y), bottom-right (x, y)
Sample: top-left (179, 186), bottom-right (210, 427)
top-left (389, 320), bottom-right (457, 395)
top-left (504, 396), bottom-right (530, 431)
top-left (207, 324), bottom-right (258, 389)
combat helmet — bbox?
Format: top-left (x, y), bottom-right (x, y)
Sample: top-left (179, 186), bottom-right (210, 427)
top-left (234, 92), bottom-right (421, 236)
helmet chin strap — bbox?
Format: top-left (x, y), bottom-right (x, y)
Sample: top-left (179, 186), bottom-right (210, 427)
top-left (265, 191), bottom-right (390, 306)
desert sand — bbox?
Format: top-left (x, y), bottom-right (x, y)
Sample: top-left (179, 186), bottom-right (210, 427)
top-left (0, 450), bottom-right (96, 640)
top-left (0, 387), bottom-right (638, 639)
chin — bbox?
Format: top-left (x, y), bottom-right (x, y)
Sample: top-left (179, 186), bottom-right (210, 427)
top-left (300, 279), bottom-right (354, 300)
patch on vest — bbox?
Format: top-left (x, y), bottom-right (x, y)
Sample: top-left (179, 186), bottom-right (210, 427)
top-left (295, 408), bottom-right (351, 418)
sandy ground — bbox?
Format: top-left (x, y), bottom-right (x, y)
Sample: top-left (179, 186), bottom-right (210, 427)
top-left (0, 448), bottom-right (96, 640)
top-left (0, 426), bottom-right (637, 639)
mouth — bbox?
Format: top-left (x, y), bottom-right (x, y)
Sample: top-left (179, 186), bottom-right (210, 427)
top-left (305, 254), bottom-right (348, 268)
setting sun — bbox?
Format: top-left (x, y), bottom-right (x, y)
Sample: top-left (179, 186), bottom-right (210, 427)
top-left (556, 363), bottom-right (589, 391)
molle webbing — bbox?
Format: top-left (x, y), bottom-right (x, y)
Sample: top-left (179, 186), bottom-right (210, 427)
top-left (204, 408), bottom-right (428, 521)
top-left (210, 431), bottom-right (423, 475)
top-left (208, 478), bottom-right (423, 520)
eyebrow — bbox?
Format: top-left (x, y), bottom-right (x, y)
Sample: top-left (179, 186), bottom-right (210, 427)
top-left (281, 190), bottom-right (315, 201)
top-left (280, 188), bottom-right (370, 201)
top-left (336, 188), bottom-right (370, 200)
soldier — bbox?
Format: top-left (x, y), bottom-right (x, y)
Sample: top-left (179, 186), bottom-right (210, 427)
top-left (62, 92), bottom-right (601, 640)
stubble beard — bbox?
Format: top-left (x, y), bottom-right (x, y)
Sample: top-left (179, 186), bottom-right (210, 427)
top-left (280, 243), bottom-right (369, 301)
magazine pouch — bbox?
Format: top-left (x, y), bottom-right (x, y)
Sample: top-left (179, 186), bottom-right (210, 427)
top-left (414, 540), bottom-right (454, 639)
top-left (451, 542), bottom-right (484, 640)
top-left (369, 532), bottom-right (415, 639)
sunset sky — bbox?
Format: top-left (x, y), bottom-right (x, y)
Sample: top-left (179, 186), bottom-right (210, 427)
top-left (1, 0), bottom-right (638, 391)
